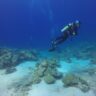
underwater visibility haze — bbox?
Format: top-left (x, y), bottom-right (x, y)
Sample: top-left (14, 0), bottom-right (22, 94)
top-left (0, 0), bottom-right (96, 96)
top-left (0, 0), bottom-right (96, 49)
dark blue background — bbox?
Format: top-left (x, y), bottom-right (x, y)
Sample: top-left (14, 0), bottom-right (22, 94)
top-left (0, 0), bottom-right (96, 49)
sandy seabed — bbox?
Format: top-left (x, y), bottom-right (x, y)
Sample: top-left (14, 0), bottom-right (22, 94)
top-left (0, 60), bottom-right (96, 96)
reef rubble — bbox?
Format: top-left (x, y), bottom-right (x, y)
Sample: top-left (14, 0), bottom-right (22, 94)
top-left (0, 48), bottom-right (38, 73)
top-left (0, 42), bottom-right (96, 96)
top-left (11, 58), bottom-right (92, 93)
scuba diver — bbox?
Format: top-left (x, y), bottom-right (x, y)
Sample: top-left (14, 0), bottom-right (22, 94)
top-left (49, 20), bottom-right (80, 52)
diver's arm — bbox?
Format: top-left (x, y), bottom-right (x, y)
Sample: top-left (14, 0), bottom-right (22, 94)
top-left (71, 31), bottom-right (78, 36)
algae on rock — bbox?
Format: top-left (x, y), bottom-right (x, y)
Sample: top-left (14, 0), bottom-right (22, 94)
top-left (44, 74), bottom-right (56, 84)
top-left (62, 73), bottom-right (90, 92)
top-left (31, 59), bottom-right (62, 84)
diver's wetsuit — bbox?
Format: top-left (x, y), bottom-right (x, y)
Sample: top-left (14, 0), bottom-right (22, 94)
top-left (53, 31), bottom-right (69, 45)
top-left (49, 23), bottom-right (79, 52)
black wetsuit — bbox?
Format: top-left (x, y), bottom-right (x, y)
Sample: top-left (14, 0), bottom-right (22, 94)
top-left (49, 23), bottom-right (79, 52)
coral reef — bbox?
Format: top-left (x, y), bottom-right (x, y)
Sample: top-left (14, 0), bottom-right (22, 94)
top-left (10, 59), bottom-right (62, 93)
top-left (31, 59), bottom-right (62, 84)
top-left (62, 73), bottom-right (79, 86)
top-left (80, 67), bottom-right (96, 76)
top-left (58, 42), bottom-right (96, 63)
top-left (5, 67), bottom-right (17, 74)
top-left (62, 73), bottom-right (90, 92)
top-left (0, 42), bottom-right (96, 95)
top-left (44, 74), bottom-right (56, 84)
top-left (0, 48), bottom-right (38, 71)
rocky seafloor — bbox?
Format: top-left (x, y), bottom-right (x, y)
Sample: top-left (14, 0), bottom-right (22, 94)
top-left (0, 42), bottom-right (96, 96)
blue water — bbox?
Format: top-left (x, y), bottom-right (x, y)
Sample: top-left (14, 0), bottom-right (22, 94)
top-left (0, 0), bottom-right (96, 49)
top-left (0, 1), bottom-right (96, 95)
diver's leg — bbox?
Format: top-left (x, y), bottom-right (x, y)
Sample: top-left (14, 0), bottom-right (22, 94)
top-left (55, 36), bottom-right (65, 45)
top-left (49, 36), bottom-right (65, 52)
top-left (49, 34), bottom-right (68, 52)
top-left (54, 34), bottom-right (68, 45)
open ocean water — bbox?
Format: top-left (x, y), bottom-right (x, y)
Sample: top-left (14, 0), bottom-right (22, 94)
top-left (0, 0), bottom-right (96, 96)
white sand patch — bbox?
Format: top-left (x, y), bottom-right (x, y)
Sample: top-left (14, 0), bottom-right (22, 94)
top-left (58, 59), bottom-right (90, 73)
top-left (0, 88), bottom-right (16, 96)
top-left (0, 61), bottom-right (37, 96)
top-left (28, 81), bottom-right (95, 96)
top-left (0, 61), bottom-right (36, 86)
top-left (0, 69), bottom-right (6, 75)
